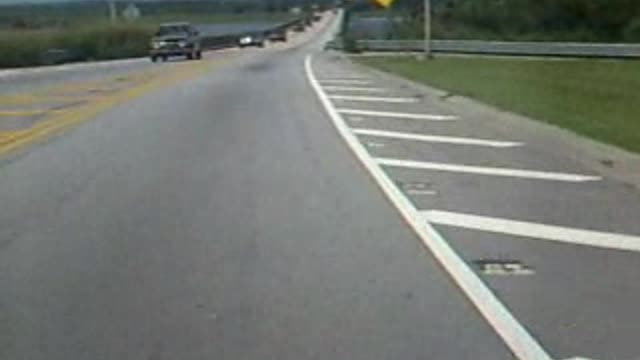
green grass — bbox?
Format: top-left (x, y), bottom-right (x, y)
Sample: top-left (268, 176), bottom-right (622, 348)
top-left (0, 12), bottom-right (295, 68)
top-left (0, 24), bottom-right (154, 68)
top-left (357, 56), bottom-right (640, 154)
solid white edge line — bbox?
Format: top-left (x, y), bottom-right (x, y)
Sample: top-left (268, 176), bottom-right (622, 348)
top-left (352, 128), bottom-right (524, 148)
top-left (423, 210), bottom-right (640, 253)
top-left (0, 58), bottom-right (145, 79)
top-left (378, 158), bottom-right (602, 182)
top-left (329, 95), bottom-right (419, 103)
top-left (338, 108), bottom-right (458, 121)
top-left (305, 55), bottom-right (553, 360)
top-left (322, 86), bottom-right (387, 93)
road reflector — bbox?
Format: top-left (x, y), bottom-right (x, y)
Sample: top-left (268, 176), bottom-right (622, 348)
top-left (473, 259), bottom-right (534, 276)
top-left (366, 142), bottom-right (385, 148)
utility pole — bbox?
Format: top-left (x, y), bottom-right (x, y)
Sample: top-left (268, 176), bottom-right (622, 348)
top-left (108, 0), bottom-right (117, 25)
top-left (423, 0), bottom-right (431, 59)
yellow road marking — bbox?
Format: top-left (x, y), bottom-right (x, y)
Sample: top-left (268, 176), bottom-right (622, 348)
top-left (16, 70), bottom-right (159, 102)
top-left (0, 58), bottom-right (225, 156)
top-left (0, 94), bottom-right (41, 105)
top-left (0, 109), bottom-right (47, 117)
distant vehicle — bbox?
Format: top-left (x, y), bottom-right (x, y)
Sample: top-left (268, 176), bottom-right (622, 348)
top-left (150, 22), bottom-right (202, 62)
top-left (292, 22), bottom-right (306, 32)
top-left (238, 33), bottom-right (266, 48)
top-left (268, 30), bottom-right (288, 42)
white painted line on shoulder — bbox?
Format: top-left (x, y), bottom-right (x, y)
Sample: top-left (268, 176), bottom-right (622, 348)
top-left (423, 210), bottom-right (640, 253)
top-left (322, 86), bottom-right (387, 93)
top-left (329, 95), bottom-right (419, 103)
top-left (305, 55), bottom-right (552, 360)
top-left (338, 108), bottom-right (457, 121)
top-left (377, 158), bottom-right (602, 182)
top-left (319, 79), bottom-right (373, 85)
top-left (353, 128), bottom-right (524, 148)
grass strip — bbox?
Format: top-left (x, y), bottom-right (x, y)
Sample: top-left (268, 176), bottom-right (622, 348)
top-left (357, 56), bottom-right (640, 153)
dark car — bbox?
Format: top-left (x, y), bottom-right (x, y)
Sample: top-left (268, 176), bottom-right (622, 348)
top-left (267, 29), bottom-right (288, 42)
top-left (292, 22), bottom-right (306, 32)
top-left (238, 33), bottom-right (266, 48)
top-left (150, 22), bottom-right (202, 62)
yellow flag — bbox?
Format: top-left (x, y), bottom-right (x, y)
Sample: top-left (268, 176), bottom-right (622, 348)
top-left (370, 0), bottom-right (394, 8)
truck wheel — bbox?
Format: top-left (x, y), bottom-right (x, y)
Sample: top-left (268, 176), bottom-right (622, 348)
top-left (187, 52), bottom-right (194, 60)
top-left (151, 56), bottom-right (158, 63)
top-left (196, 51), bottom-right (202, 60)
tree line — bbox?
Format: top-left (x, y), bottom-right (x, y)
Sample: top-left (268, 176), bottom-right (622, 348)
top-left (356, 0), bottom-right (640, 42)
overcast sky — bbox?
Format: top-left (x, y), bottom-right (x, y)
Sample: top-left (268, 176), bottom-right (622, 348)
top-left (1, 0), bottom-right (75, 3)
top-left (0, 0), bottom-right (90, 4)
top-left (0, 0), bottom-right (183, 4)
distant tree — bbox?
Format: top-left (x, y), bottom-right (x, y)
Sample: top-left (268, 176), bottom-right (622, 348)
top-left (265, 0), bottom-right (277, 13)
top-left (10, 18), bottom-right (30, 29)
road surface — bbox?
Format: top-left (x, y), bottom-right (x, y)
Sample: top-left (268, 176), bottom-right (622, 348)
top-left (2, 12), bottom-right (640, 360)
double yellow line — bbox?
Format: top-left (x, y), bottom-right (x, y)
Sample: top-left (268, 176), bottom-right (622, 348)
top-left (0, 59), bottom-right (217, 156)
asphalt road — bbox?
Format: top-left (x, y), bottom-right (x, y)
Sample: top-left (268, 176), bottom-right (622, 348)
top-left (0, 57), bottom-right (155, 96)
top-left (2, 12), bottom-right (640, 360)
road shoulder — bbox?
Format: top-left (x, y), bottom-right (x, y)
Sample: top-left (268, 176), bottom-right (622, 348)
top-left (347, 54), bottom-right (640, 191)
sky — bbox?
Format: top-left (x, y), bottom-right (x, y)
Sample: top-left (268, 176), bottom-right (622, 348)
top-left (1, 0), bottom-right (81, 3)
top-left (0, 0), bottom-right (179, 4)
top-left (0, 0), bottom-right (94, 4)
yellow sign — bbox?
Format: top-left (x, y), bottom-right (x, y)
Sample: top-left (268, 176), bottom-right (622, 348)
top-left (370, 0), bottom-right (394, 8)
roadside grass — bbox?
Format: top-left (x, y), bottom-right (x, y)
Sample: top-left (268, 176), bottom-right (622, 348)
top-left (0, 24), bottom-right (153, 68)
top-left (0, 12), bottom-right (294, 69)
top-left (356, 56), bottom-right (640, 154)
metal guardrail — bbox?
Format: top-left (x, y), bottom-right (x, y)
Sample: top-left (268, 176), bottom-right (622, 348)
top-left (200, 17), bottom-right (307, 50)
top-left (31, 18), bottom-right (310, 67)
top-left (330, 39), bottom-right (640, 58)
top-left (202, 18), bottom-right (304, 50)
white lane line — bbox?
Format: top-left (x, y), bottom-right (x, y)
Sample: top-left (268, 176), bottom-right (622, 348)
top-left (423, 210), bottom-right (640, 253)
top-left (338, 108), bottom-right (458, 121)
top-left (329, 95), bottom-right (419, 103)
top-left (322, 86), bottom-right (387, 93)
top-left (319, 79), bottom-right (373, 85)
top-left (378, 158), bottom-right (602, 182)
top-left (353, 128), bottom-right (524, 148)
top-left (305, 55), bottom-right (553, 360)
